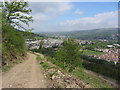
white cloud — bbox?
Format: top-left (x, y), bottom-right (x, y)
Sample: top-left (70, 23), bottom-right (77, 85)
top-left (28, 2), bottom-right (73, 32)
top-left (74, 9), bottom-right (84, 15)
top-left (29, 2), bottom-right (73, 22)
top-left (58, 10), bottom-right (118, 31)
top-left (28, 2), bottom-right (117, 32)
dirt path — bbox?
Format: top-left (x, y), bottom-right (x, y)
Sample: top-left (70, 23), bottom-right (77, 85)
top-left (2, 53), bottom-right (47, 88)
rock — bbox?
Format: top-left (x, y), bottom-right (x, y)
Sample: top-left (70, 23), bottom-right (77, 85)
top-left (57, 70), bottom-right (62, 75)
top-left (64, 79), bottom-right (71, 84)
top-left (66, 84), bottom-right (79, 88)
top-left (9, 85), bottom-right (12, 87)
top-left (51, 75), bottom-right (55, 80)
top-left (66, 85), bottom-right (70, 88)
top-left (57, 70), bottom-right (64, 76)
top-left (85, 84), bottom-right (91, 88)
top-left (48, 69), bottom-right (56, 73)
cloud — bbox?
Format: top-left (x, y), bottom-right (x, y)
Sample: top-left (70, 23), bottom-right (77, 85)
top-left (58, 10), bottom-right (118, 31)
top-left (28, 2), bottom-right (117, 32)
top-left (29, 2), bottom-right (73, 22)
top-left (74, 9), bottom-right (84, 15)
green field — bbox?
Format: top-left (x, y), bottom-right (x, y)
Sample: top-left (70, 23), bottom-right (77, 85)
top-left (83, 50), bottom-right (105, 55)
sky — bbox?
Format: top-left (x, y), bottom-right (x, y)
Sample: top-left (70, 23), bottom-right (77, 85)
top-left (28, 2), bottom-right (118, 32)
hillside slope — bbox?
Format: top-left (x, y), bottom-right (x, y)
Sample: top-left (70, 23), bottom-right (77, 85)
top-left (40, 28), bottom-right (118, 40)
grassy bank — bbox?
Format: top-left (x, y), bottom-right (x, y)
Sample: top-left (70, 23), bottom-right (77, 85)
top-left (72, 68), bottom-right (112, 88)
top-left (41, 55), bottom-right (112, 88)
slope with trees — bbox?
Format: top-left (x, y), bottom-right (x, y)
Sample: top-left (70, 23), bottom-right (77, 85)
top-left (2, 0), bottom-right (33, 67)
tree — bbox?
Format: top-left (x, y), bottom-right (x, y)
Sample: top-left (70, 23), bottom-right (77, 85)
top-left (2, 0), bottom-right (33, 31)
top-left (1, 0), bottom-right (32, 66)
top-left (56, 39), bottom-right (83, 72)
top-left (39, 40), bottom-right (44, 50)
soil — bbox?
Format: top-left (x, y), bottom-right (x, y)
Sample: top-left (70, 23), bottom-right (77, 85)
top-left (2, 53), bottom-right (48, 88)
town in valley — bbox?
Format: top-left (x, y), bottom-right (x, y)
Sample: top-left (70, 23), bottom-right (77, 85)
top-left (26, 34), bottom-right (120, 64)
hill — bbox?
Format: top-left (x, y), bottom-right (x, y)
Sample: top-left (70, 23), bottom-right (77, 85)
top-left (40, 28), bottom-right (118, 40)
top-left (18, 30), bottom-right (47, 40)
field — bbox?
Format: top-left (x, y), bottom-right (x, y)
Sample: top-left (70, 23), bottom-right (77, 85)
top-left (83, 50), bottom-right (105, 55)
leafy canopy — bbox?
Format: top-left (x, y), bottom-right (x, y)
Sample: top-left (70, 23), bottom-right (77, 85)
top-left (2, 0), bottom-right (33, 31)
top-left (56, 39), bottom-right (83, 72)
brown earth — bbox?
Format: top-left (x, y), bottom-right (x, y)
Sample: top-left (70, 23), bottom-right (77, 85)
top-left (2, 53), bottom-right (48, 88)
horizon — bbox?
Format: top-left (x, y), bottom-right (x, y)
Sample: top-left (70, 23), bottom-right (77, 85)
top-left (33, 27), bottom-right (118, 33)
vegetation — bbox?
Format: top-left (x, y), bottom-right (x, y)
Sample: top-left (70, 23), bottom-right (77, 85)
top-left (81, 55), bottom-right (120, 81)
top-left (40, 61), bottom-right (51, 70)
top-left (3, 0), bottom-right (33, 31)
top-left (2, 21), bottom-right (27, 65)
top-left (39, 40), bottom-right (44, 50)
top-left (32, 47), bottom-right (56, 58)
top-left (32, 38), bottom-right (115, 88)
top-left (20, 31), bottom-right (46, 40)
top-left (44, 54), bottom-right (112, 88)
top-left (48, 71), bottom-right (58, 77)
top-left (32, 38), bottom-right (119, 87)
top-left (2, 64), bottom-right (13, 72)
top-left (72, 68), bottom-right (112, 88)
top-left (56, 39), bottom-right (83, 72)
top-left (83, 50), bottom-right (105, 55)
top-left (84, 41), bottom-right (109, 50)
top-left (2, 1), bottom-right (33, 67)
top-left (36, 56), bottom-right (41, 61)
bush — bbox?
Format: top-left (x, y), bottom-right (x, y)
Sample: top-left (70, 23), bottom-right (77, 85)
top-left (55, 39), bottom-right (83, 72)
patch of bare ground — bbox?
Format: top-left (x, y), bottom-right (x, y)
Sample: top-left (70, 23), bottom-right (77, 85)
top-left (2, 53), bottom-right (48, 88)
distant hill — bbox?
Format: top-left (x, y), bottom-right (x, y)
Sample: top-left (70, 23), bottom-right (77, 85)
top-left (18, 30), bottom-right (46, 40)
top-left (39, 28), bottom-right (118, 40)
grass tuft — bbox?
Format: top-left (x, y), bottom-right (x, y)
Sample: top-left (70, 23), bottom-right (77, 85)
top-left (36, 56), bottom-right (41, 60)
top-left (2, 65), bottom-right (13, 72)
top-left (40, 61), bottom-right (51, 70)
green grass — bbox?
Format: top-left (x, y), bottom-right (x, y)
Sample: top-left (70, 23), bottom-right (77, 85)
top-left (48, 71), bottom-right (58, 77)
top-left (2, 65), bottom-right (13, 72)
top-left (36, 56), bottom-right (41, 60)
top-left (72, 68), bottom-right (112, 88)
top-left (43, 55), bottom-right (112, 88)
top-left (83, 50), bottom-right (105, 55)
top-left (40, 61), bottom-right (51, 70)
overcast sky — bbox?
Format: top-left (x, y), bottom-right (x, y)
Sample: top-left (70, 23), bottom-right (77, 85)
top-left (28, 2), bottom-right (118, 32)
